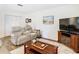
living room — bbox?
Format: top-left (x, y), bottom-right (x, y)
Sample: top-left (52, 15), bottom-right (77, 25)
top-left (0, 4), bottom-right (79, 54)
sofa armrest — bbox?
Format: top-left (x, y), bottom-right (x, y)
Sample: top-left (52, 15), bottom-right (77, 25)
top-left (30, 33), bottom-right (37, 39)
top-left (32, 29), bottom-right (41, 38)
top-left (11, 32), bottom-right (22, 38)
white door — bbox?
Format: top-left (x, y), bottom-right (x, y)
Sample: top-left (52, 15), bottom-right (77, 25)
top-left (5, 15), bottom-right (14, 35)
top-left (5, 15), bottom-right (23, 36)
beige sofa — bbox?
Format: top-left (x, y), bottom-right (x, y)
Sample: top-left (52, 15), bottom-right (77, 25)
top-left (11, 25), bottom-right (40, 45)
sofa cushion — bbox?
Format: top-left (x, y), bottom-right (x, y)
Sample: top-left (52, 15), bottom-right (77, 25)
top-left (22, 31), bottom-right (30, 35)
top-left (12, 26), bottom-right (22, 33)
top-left (24, 25), bottom-right (32, 32)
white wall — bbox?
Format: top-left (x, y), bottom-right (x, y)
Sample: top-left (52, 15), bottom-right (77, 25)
top-left (0, 5), bottom-right (79, 41)
top-left (0, 11), bottom-right (28, 35)
top-left (26, 5), bottom-right (79, 41)
top-left (0, 12), bottom-right (5, 34)
top-left (0, 13), bottom-right (2, 34)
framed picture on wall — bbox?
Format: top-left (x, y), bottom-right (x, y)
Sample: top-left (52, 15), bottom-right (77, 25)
top-left (43, 16), bottom-right (54, 24)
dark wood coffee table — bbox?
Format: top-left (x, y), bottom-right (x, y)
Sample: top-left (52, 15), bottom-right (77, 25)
top-left (24, 40), bottom-right (58, 54)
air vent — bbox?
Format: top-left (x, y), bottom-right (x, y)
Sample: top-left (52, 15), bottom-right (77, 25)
top-left (17, 4), bottom-right (23, 7)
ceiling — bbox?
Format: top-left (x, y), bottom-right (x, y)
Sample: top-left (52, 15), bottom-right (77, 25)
top-left (0, 4), bottom-right (71, 14)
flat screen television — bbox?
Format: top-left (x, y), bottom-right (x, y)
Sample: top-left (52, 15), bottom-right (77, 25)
top-left (59, 17), bottom-right (79, 32)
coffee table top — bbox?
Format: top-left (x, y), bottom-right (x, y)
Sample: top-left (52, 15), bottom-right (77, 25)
top-left (31, 41), bottom-right (48, 50)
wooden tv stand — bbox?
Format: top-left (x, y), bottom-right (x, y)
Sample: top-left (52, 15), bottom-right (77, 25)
top-left (58, 31), bottom-right (79, 53)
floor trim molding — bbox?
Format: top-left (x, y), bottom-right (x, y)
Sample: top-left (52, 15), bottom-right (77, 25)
top-left (41, 37), bottom-right (58, 42)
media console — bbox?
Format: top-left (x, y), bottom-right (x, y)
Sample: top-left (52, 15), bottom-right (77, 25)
top-left (58, 31), bottom-right (79, 53)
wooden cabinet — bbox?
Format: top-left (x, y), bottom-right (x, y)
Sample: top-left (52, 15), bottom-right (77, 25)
top-left (70, 35), bottom-right (76, 49)
top-left (58, 31), bottom-right (79, 53)
top-left (58, 31), bottom-right (62, 42)
top-left (58, 31), bottom-right (71, 47)
top-left (71, 34), bottom-right (79, 52)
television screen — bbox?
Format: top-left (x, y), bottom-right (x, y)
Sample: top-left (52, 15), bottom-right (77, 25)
top-left (59, 17), bottom-right (79, 31)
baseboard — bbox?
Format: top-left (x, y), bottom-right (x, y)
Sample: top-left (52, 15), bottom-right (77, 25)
top-left (41, 37), bottom-right (58, 42)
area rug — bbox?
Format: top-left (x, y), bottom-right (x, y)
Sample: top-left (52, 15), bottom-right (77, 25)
top-left (10, 38), bottom-right (76, 54)
top-left (1, 36), bottom-right (21, 51)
